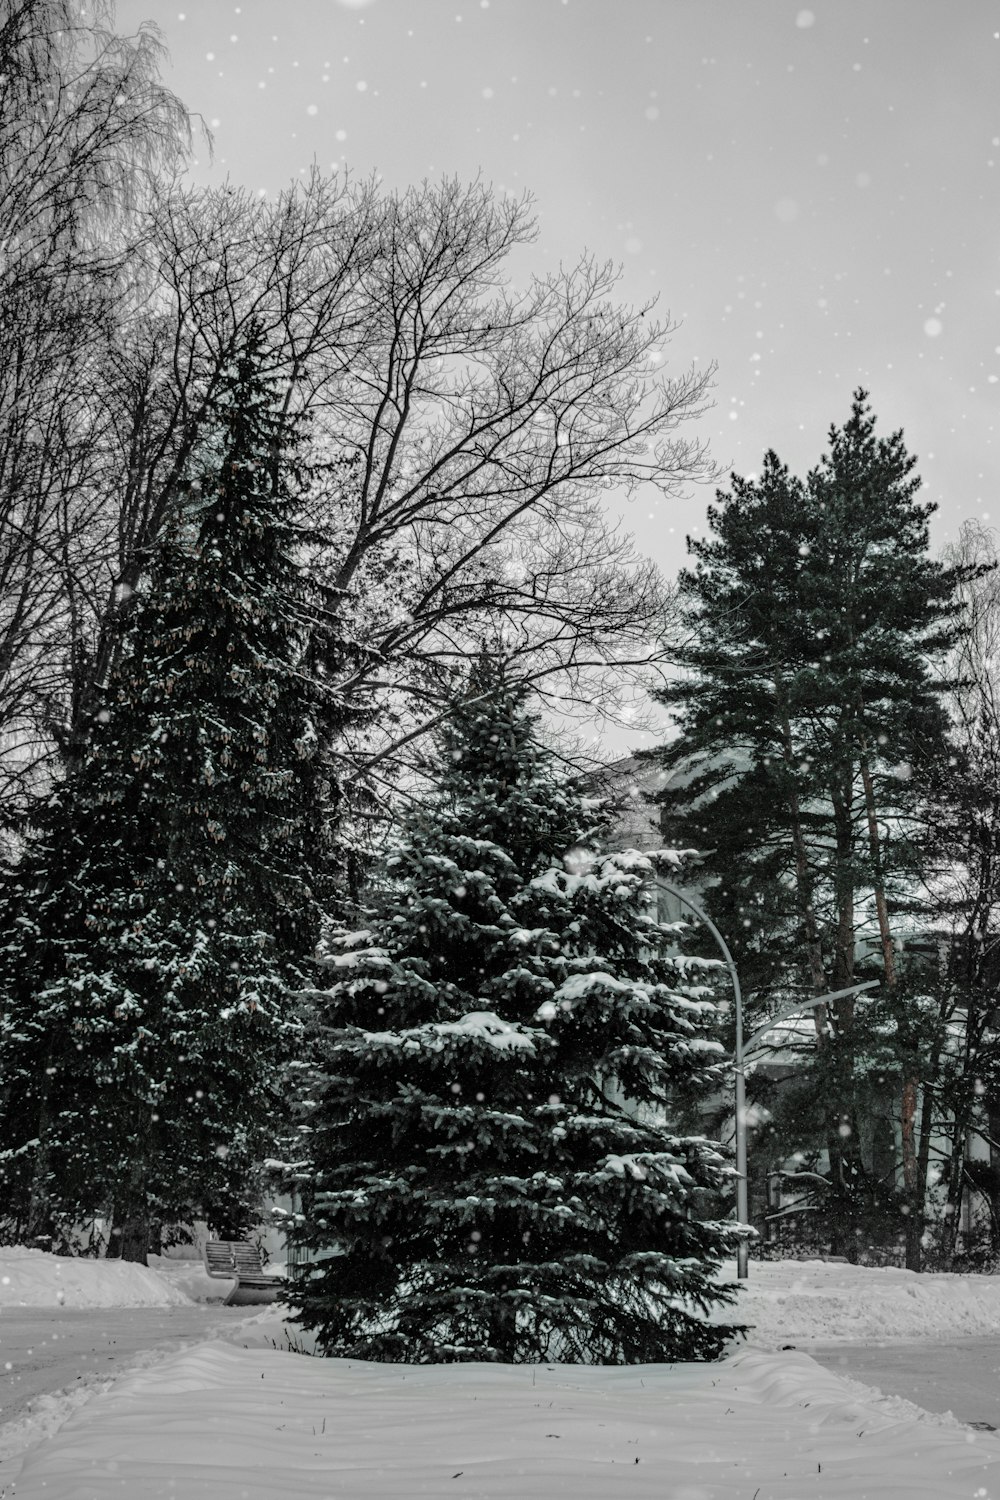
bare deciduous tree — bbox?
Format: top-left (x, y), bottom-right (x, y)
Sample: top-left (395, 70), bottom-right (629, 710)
top-left (0, 0), bottom-right (194, 832)
top-left (62, 172), bottom-right (714, 789)
top-left (246, 178), bottom-right (711, 786)
top-left (2, 4), bottom-right (714, 827)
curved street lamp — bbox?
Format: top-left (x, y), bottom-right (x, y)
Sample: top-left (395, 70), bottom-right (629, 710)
top-left (655, 879), bottom-right (878, 1279)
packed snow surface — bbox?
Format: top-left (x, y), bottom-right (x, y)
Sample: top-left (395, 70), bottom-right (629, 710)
top-left (8, 1335), bottom-right (1000, 1499)
top-left (6, 1251), bottom-right (1000, 1496)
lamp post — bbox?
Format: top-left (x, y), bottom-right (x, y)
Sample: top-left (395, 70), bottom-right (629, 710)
top-left (655, 879), bottom-right (878, 1279)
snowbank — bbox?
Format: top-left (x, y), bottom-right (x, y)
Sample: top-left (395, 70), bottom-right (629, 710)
top-left (719, 1257), bottom-right (1000, 1346)
top-left (0, 1247), bottom-right (192, 1308)
top-left (10, 1338), bottom-right (1000, 1499)
top-left (8, 1245), bottom-right (1000, 1345)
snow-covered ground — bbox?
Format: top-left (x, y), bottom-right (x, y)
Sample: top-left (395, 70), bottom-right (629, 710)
top-left (12, 1337), bottom-right (1000, 1500)
top-left (3, 1248), bottom-right (1000, 1498)
top-left (714, 1256), bottom-right (1000, 1346)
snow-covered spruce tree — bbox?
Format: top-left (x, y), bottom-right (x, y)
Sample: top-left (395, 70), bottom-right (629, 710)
top-left (282, 671), bottom-right (744, 1363)
top-left (0, 340), bottom-right (330, 1259)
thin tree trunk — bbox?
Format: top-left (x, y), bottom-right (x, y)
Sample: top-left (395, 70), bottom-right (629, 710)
top-left (25, 1064), bottom-right (56, 1246)
top-left (940, 1122), bottom-right (967, 1269)
top-left (825, 769), bottom-right (863, 1258)
top-left (858, 751), bottom-right (899, 989)
top-left (111, 1193), bottom-right (151, 1265)
top-left (914, 1056), bottom-right (938, 1263)
top-left (488, 1297), bottom-right (517, 1361)
top-left (774, 692), bottom-right (829, 1001)
top-left (774, 688), bottom-right (855, 1253)
top-left (26, 1126), bottom-right (54, 1246)
top-left (856, 744), bottom-right (920, 1267)
top-left (110, 1115), bottom-right (153, 1264)
top-left (940, 999), bottom-right (989, 1268)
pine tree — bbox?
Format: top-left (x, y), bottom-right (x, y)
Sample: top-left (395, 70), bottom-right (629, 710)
top-left (0, 338), bottom-right (330, 1259)
top-left (280, 669), bottom-right (744, 1363)
top-left (651, 451), bottom-right (828, 1001)
top-left (651, 391), bottom-right (975, 1263)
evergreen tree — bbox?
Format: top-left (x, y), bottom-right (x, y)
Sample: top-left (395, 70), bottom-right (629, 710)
top-left (280, 670), bottom-right (744, 1363)
top-left (650, 451), bottom-right (828, 1001)
top-left (651, 391), bottom-right (975, 1263)
top-left (0, 339), bottom-right (329, 1259)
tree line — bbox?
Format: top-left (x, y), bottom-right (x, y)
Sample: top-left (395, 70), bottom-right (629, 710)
top-left (0, 0), bottom-right (742, 1362)
top-left (652, 394), bottom-right (1000, 1273)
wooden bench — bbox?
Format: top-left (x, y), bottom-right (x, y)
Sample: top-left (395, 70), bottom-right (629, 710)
top-left (203, 1239), bottom-right (283, 1306)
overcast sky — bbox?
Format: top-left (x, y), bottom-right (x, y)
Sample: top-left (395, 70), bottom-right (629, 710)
top-left (116, 0), bottom-right (999, 646)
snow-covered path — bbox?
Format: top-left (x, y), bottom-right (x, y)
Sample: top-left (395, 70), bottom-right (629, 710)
top-left (6, 1250), bottom-right (1000, 1498)
top-left (0, 1305), bottom-right (248, 1430)
top-left (810, 1338), bottom-right (1000, 1431)
top-left (10, 1337), bottom-right (1000, 1500)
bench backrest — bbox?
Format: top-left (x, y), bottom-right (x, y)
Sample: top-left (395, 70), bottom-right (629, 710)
top-left (204, 1240), bottom-right (266, 1277)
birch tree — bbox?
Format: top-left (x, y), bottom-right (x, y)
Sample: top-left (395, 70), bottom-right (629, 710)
top-left (0, 0), bottom-right (193, 831)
